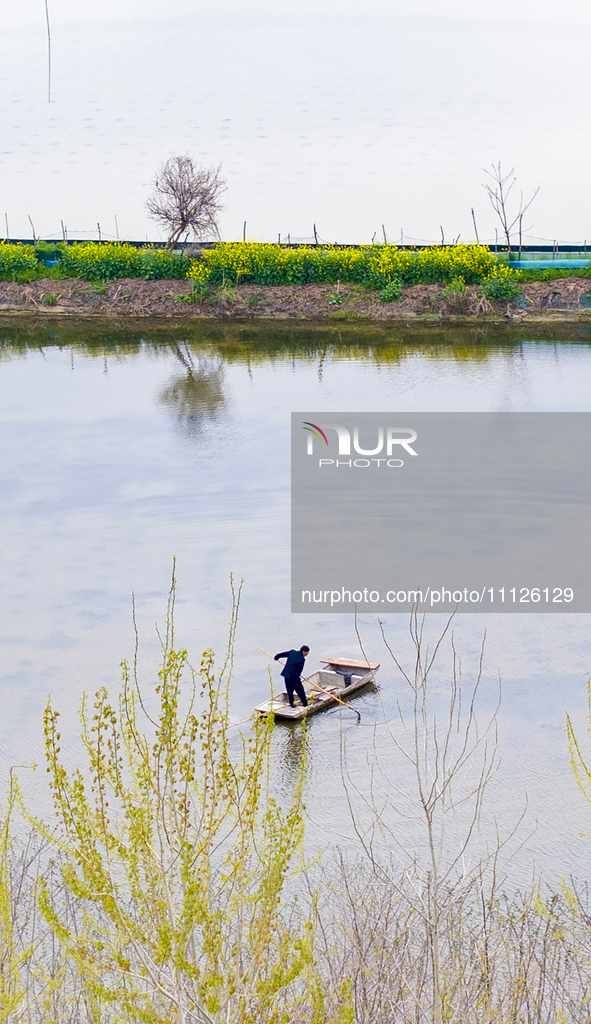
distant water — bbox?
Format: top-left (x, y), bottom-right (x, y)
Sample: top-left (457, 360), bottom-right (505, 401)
top-left (1, 321), bottom-right (591, 885)
top-left (1, 7), bottom-right (590, 243)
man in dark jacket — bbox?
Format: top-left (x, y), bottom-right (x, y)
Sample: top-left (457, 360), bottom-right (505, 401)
top-left (274, 646), bottom-right (310, 708)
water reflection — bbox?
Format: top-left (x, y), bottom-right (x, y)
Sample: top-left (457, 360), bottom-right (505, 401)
top-left (158, 343), bottom-right (226, 440)
top-left (276, 719), bottom-right (310, 790)
top-left (1, 320), bottom-right (591, 370)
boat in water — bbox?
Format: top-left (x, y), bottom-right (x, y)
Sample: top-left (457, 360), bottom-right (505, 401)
top-left (254, 656), bottom-right (380, 721)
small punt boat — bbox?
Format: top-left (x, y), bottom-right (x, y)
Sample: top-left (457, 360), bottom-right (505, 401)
top-left (254, 656), bottom-right (380, 721)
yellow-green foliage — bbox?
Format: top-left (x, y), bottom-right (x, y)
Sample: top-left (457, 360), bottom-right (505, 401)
top-left (0, 242), bottom-right (190, 281)
top-left (0, 782), bottom-right (30, 1024)
top-left (0, 240), bottom-right (521, 288)
top-left (0, 243), bottom-right (38, 279)
top-left (36, 573), bottom-right (321, 1024)
top-left (58, 242), bottom-right (191, 281)
top-left (567, 680), bottom-right (591, 805)
top-left (3, 240), bottom-right (591, 289)
top-left (188, 242), bottom-right (506, 289)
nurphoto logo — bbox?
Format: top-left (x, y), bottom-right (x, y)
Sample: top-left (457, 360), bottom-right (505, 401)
top-left (302, 420), bottom-right (418, 468)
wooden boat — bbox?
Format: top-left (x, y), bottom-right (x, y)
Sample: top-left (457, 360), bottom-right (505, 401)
top-left (254, 656), bottom-right (380, 721)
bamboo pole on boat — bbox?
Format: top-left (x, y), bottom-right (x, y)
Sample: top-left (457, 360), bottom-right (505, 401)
top-left (254, 645), bottom-right (361, 721)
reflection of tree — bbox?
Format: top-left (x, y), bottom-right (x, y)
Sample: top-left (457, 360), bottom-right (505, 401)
top-left (158, 343), bottom-right (226, 439)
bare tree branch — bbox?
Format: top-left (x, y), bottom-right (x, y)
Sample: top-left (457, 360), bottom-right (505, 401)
top-left (146, 155), bottom-right (226, 249)
top-left (482, 162), bottom-right (539, 255)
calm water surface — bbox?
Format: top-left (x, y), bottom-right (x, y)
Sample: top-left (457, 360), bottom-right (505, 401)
top-left (2, 8), bottom-right (591, 242)
top-left (1, 321), bottom-right (591, 883)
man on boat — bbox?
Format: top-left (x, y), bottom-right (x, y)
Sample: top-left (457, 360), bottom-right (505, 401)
top-left (274, 646), bottom-right (310, 708)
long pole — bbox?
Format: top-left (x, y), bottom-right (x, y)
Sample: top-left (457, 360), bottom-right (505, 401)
top-left (254, 646), bottom-right (361, 721)
top-left (471, 207), bottom-right (480, 243)
top-left (44, 0), bottom-right (51, 104)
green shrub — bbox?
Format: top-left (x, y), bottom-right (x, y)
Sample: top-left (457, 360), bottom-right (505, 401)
top-left (481, 276), bottom-right (522, 302)
top-left (58, 242), bottom-right (190, 281)
top-left (136, 247), bottom-right (192, 280)
top-left (0, 242), bottom-right (193, 282)
top-left (441, 276), bottom-right (467, 299)
top-left (175, 280), bottom-right (214, 304)
top-left (41, 293), bottom-right (58, 306)
top-left (380, 279), bottom-right (403, 302)
top-left (0, 244), bottom-right (39, 280)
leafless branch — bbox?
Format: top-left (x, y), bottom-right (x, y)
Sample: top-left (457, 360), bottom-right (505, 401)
top-left (146, 155), bottom-right (226, 248)
top-left (482, 162), bottom-right (539, 254)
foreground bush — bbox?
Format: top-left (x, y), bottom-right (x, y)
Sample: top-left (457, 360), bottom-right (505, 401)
top-left (313, 858), bottom-right (591, 1024)
top-left (27, 574), bottom-right (341, 1024)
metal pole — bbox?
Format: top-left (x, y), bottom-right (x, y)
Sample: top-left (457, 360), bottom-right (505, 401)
top-left (44, 0), bottom-right (51, 103)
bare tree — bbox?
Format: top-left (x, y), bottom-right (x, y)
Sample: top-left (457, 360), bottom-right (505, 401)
top-left (337, 611), bottom-right (527, 1024)
top-left (158, 346), bottom-right (227, 440)
top-left (482, 162), bottom-right (539, 256)
top-left (146, 155), bottom-right (226, 248)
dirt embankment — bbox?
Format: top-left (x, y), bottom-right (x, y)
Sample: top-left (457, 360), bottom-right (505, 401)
top-left (1, 277), bottom-right (590, 321)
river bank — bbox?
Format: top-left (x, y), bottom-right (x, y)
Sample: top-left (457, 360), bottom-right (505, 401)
top-left (1, 275), bottom-right (591, 322)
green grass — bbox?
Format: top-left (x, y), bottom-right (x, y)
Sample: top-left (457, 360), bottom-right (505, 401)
top-left (513, 266), bottom-right (591, 282)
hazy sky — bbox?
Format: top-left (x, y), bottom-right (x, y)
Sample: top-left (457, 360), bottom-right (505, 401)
top-left (5, 0), bottom-right (591, 25)
top-left (1, 0), bottom-right (589, 242)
